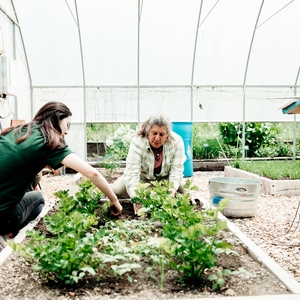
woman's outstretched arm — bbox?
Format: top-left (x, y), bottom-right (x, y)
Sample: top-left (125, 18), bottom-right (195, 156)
top-left (61, 153), bottom-right (122, 216)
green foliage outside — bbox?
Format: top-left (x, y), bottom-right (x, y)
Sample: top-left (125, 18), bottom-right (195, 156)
top-left (192, 123), bottom-right (223, 159)
top-left (93, 124), bottom-right (137, 177)
top-left (192, 122), bottom-right (298, 159)
top-left (86, 123), bottom-right (134, 141)
top-left (87, 122), bottom-right (300, 160)
top-left (219, 122), bottom-right (277, 157)
top-left (105, 125), bottom-right (136, 159)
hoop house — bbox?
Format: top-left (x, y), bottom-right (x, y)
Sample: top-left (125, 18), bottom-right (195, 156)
top-left (0, 0), bottom-right (300, 159)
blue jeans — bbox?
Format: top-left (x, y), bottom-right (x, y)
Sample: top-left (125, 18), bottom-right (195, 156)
top-left (0, 191), bottom-right (45, 236)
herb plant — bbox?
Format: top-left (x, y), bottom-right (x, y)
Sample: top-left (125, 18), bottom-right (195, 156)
top-left (132, 180), bottom-right (233, 284)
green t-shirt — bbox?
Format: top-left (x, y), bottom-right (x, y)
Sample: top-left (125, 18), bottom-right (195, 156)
top-left (0, 125), bottom-right (73, 218)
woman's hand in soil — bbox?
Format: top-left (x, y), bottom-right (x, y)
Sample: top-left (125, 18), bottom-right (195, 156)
top-left (110, 201), bottom-right (123, 216)
top-left (170, 188), bottom-right (177, 197)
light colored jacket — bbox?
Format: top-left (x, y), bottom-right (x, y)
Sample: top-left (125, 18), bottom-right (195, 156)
top-left (124, 131), bottom-right (186, 198)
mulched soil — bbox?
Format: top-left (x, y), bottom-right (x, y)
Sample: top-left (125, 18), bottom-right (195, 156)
top-left (0, 170), bottom-right (295, 299)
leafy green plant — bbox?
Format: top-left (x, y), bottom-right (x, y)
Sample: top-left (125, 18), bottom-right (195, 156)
top-left (256, 141), bottom-right (293, 158)
top-left (219, 122), bottom-right (277, 157)
top-left (91, 219), bottom-right (158, 283)
top-left (208, 267), bottom-right (231, 290)
top-left (10, 213), bottom-right (98, 284)
top-left (207, 266), bottom-right (254, 290)
top-left (132, 180), bottom-right (234, 284)
top-left (144, 237), bottom-right (169, 291)
top-left (105, 125), bottom-right (136, 159)
top-left (75, 178), bottom-right (104, 214)
top-left (45, 209), bottom-right (97, 236)
top-left (222, 144), bottom-right (243, 159)
top-left (53, 178), bottom-right (103, 215)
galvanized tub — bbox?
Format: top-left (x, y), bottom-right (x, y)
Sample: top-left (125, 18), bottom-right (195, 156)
top-left (209, 177), bottom-right (262, 217)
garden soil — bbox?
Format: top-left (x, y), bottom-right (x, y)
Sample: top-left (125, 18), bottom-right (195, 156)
top-left (0, 170), bottom-right (298, 299)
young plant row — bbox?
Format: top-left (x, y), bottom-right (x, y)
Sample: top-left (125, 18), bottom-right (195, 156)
top-left (9, 178), bottom-right (251, 290)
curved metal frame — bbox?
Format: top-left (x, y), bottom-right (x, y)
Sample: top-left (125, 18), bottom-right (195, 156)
top-left (74, 0), bottom-right (87, 157)
top-left (4, 1), bottom-right (32, 116)
top-left (6, 0), bottom-right (300, 129)
top-left (241, 0), bottom-right (265, 159)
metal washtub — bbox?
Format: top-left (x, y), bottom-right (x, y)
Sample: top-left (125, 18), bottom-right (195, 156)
top-left (209, 177), bottom-right (262, 217)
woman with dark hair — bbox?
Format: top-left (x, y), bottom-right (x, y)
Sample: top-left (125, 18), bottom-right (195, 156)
top-left (112, 113), bottom-right (186, 209)
top-left (0, 101), bottom-right (122, 250)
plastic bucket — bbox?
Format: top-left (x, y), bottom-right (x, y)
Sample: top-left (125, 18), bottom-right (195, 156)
top-left (172, 121), bottom-right (193, 177)
top-left (209, 177), bottom-right (261, 217)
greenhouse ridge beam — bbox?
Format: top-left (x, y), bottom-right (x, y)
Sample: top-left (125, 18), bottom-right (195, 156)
top-left (32, 85), bottom-right (300, 89)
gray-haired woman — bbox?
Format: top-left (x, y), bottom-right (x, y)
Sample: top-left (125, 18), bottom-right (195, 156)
top-left (112, 113), bottom-right (186, 210)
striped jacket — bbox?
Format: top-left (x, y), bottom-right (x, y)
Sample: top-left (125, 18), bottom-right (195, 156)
top-left (124, 131), bottom-right (186, 198)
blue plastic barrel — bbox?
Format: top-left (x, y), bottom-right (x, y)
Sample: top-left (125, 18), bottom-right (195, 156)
top-left (172, 121), bottom-right (193, 177)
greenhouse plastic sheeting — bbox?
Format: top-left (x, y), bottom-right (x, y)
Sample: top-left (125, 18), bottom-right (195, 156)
top-left (1, 0), bottom-right (300, 159)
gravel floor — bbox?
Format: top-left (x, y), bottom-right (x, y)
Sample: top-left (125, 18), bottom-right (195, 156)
top-left (0, 170), bottom-right (299, 299)
top-left (26, 170), bottom-right (300, 283)
top-left (190, 171), bottom-right (300, 283)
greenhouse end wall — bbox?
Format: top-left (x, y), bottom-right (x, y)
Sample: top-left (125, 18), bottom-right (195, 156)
top-left (1, 0), bottom-right (300, 161)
